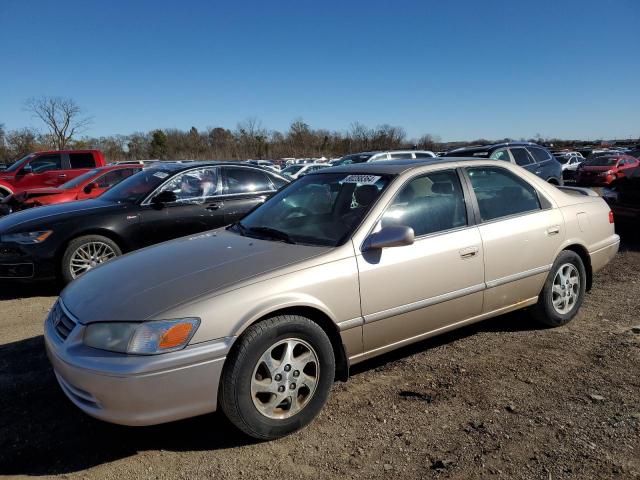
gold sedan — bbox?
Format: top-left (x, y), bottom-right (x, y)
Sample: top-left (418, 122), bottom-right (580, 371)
top-left (45, 159), bottom-right (619, 439)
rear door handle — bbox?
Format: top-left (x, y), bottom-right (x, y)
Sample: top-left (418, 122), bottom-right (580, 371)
top-left (459, 246), bottom-right (479, 259)
top-left (58, 174), bottom-right (67, 178)
top-left (546, 225), bottom-right (560, 236)
top-left (206, 201), bottom-right (224, 211)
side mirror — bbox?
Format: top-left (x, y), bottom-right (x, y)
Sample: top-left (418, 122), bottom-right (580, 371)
top-left (19, 164), bottom-right (32, 175)
top-left (151, 190), bottom-right (177, 209)
top-left (363, 225), bottom-right (415, 251)
top-left (83, 182), bottom-right (99, 194)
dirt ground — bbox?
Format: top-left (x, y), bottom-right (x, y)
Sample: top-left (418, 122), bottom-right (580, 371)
top-left (1, 236), bottom-right (639, 480)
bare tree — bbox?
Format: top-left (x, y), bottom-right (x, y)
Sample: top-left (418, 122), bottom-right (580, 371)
top-left (24, 96), bottom-right (92, 150)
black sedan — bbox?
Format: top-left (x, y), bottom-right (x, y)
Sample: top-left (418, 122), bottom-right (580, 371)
top-left (0, 162), bottom-right (288, 283)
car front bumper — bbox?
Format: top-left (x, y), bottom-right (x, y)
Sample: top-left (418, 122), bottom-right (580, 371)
top-left (44, 302), bottom-right (232, 426)
top-left (0, 241), bottom-right (56, 280)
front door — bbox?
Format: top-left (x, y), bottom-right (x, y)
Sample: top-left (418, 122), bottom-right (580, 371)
top-left (358, 169), bottom-right (485, 354)
top-left (14, 153), bottom-right (64, 190)
top-left (138, 167), bottom-right (226, 246)
top-left (464, 165), bottom-right (564, 312)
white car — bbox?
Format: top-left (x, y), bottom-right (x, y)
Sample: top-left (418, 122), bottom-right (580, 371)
top-left (555, 152), bottom-right (584, 172)
top-left (280, 163), bottom-right (330, 179)
top-left (333, 150), bottom-right (436, 166)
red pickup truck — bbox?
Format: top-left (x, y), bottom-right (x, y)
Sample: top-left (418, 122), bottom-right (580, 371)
top-left (0, 150), bottom-right (106, 198)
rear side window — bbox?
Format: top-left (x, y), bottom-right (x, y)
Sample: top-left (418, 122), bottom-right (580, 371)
top-left (414, 152), bottom-right (434, 159)
top-left (389, 152), bottom-right (413, 159)
top-left (527, 147), bottom-right (551, 163)
top-left (467, 167), bottom-right (541, 221)
top-left (69, 153), bottom-right (96, 169)
top-left (225, 167), bottom-right (273, 194)
top-left (269, 174), bottom-right (288, 189)
top-left (510, 148), bottom-right (534, 166)
top-left (381, 170), bottom-right (467, 236)
top-left (29, 154), bottom-right (62, 173)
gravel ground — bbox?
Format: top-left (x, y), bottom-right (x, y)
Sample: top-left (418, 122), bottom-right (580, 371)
top-left (1, 235), bottom-right (639, 480)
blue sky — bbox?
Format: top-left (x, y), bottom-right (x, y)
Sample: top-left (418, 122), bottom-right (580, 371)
top-left (1, 0), bottom-right (638, 141)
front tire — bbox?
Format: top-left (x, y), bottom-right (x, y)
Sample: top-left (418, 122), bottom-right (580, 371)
top-left (61, 235), bottom-right (122, 283)
top-left (531, 250), bottom-right (586, 327)
top-left (219, 315), bottom-right (335, 440)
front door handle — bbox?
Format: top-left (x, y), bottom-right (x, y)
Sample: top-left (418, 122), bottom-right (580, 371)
top-left (546, 225), bottom-right (560, 236)
top-left (58, 174), bottom-right (67, 178)
top-left (206, 202), bottom-right (224, 211)
top-left (459, 246), bottom-right (479, 259)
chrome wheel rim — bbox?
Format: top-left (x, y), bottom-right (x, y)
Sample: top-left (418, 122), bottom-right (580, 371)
top-left (250, 338), bottom-right (320, 419)
top-left (551, 263), bottom-right (580, 315)
top-left (69, 241), bottom-right (117, 278)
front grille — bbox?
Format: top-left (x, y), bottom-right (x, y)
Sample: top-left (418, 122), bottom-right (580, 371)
top-left (49, 301), bottom-right (77, 341)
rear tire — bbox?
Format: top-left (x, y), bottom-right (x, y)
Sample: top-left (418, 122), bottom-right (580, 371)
top-left (219, 315), bottom-right (335, 440)
top-left (61, 235), bottom-right (122, 284)
top-left (530, 250), bottom-right (586, 327)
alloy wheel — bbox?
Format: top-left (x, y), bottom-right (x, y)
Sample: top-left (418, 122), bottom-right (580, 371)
top-left (250, 338), bottom-right (319, 419)
top-left (69, 241), bottom-right (118, 278)
top-left (551, 263), bottom-right (580, 315)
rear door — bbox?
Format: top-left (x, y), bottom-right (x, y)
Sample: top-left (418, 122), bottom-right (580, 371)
top-left (527, 146), bottom-right (556, 180)
top-left (358, 168), bottom-right (485, 353)
top-left (65, 152), bottom-right (98, 183)
top-left (463, 165), bottom-right (564, 312)
top-left (221, 166), bottom-right (278, 223)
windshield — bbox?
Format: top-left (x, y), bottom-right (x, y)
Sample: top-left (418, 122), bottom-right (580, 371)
top-left (5, 154), bottom-right (35, 172)
top-left (282, 165), bottom-right (304, 175)
top-left (332, 154), bottom-right (373, 166)
top-left (60, 169), bottom-right (100, 189)
top-left (585, 157), bottom-right (618, 167)
top-left (231, 172), bottom-right (391, 247)
top-left (100, 168), bottom-right (171, 203)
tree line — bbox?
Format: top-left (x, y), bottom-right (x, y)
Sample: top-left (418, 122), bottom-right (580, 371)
top-left (1, 97), bottom-right (637, 164)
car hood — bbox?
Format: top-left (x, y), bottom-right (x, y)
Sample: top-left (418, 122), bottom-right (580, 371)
top-left (0, 199), bottom-right (116, 232)
top-left (61, 229), bottom-right (331, 323)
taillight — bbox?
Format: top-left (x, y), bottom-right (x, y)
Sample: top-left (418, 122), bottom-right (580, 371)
top-left (609, 211), bottom-right (614, 224)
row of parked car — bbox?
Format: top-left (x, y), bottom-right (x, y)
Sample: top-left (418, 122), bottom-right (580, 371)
top-left (1, 142), bottom-right (638, 284)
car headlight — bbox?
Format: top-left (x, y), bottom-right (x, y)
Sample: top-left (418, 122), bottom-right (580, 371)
top-left (1, 230), bottom-right (53, 244)
top-left (83, 318), bottom-right (200, 355)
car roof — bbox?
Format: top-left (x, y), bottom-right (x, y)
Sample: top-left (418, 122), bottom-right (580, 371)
top-left (448, 141), bottom-right (543, 154)
top-left (310, 159), bottom-right (450, 175)
top-left (147, 161), bottom-right (276, 172)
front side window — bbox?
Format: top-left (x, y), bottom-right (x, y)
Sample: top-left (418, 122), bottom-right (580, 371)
top-left (233, 173), bottom-right (390, 246)
top-left (96, 168), bottom-right (139, 188)
top-left (381, 170), bottom-right (467, 236)
top-left (467, 167), bottom-right (541, 221)
top-left (490, 149), bottom-right (511, 162)
top-left (157, 167), bottom-right (221, 203)
top-left (414, 152), bottom-right (434, 159)
top-left (510, 148), bottom-right (533, 166)
top-left (28, 154), bottom-right (62, 173)
top-left (60, 169), bottom-right (100, 189)
top-left (225, 167), bottom-right (272, 194)
top-left (69, 153), bottom-right (96, 169)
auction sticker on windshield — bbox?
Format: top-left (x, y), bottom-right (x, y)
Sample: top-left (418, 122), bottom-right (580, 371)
top-left (343, 175), bottom-right (381, 185)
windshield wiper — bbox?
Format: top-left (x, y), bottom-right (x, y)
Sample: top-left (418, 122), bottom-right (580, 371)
top-left (246, 226), bottom-right (296, 244)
